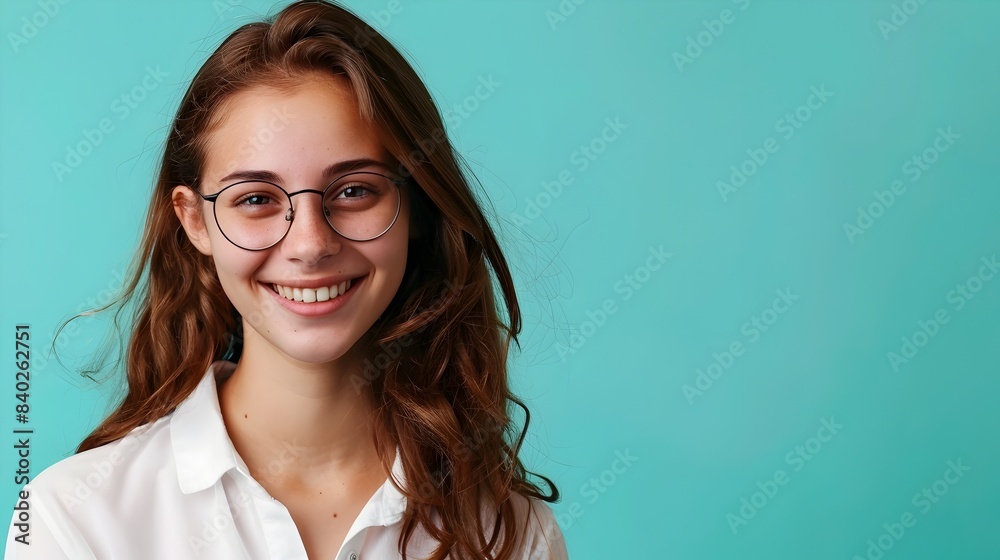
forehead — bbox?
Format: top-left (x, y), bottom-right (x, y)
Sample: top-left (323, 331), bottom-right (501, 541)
top-left (202, 74), bottom-right (389, 184)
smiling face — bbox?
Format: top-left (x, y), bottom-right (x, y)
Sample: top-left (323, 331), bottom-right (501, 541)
top-left (172, 73), bottom-right (411, 365)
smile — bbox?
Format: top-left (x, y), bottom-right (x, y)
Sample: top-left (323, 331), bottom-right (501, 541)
top-left (271, 279), bottom-right (353, 303)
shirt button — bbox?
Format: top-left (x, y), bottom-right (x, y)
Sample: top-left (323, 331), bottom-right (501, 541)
top-left (348, 552), bottom-right (358, 560)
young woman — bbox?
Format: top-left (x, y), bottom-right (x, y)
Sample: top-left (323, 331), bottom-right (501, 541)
top-left (5, 1), bottom-right (565, 558)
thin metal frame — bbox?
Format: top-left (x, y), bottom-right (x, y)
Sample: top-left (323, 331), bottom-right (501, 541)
top-left (198, 171), bottom-right (407, 251)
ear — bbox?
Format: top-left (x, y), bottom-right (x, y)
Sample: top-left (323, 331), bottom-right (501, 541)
top-left (171, 185), bottom-right (213, 256)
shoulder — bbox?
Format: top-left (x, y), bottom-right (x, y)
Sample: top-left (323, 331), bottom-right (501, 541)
top-left (505, 493), bottom-right (568, 560)
top-left (29, 417), bottom-right (171, 507)
top-left (14, 417), bottom-right (174, 549)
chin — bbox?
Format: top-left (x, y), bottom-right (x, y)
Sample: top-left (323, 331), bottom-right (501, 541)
top-left (277, 338), bottom-right (360, 365)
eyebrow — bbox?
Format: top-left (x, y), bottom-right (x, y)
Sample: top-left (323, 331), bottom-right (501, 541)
top-left (216, 158), bottom-right (393, 185)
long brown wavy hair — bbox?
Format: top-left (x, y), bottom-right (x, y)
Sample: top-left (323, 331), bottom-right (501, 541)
top-left (60, 1), bottom-right (559, 557)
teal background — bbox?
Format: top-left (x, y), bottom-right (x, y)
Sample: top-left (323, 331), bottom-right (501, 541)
top-left (2, 0), bottom-right (999, 558)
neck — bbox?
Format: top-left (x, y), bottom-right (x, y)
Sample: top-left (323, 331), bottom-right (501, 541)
top-left (218, 326), bottom-right (386, 490)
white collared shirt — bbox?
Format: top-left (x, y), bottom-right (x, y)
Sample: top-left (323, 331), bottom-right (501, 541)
top-left (5, 361), bottom-right (568, 559)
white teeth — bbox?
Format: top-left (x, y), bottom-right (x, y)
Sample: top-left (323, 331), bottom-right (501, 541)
top-left (272, 278), bottom-right (354, 303)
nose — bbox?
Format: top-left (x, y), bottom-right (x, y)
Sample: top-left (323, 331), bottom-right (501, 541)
top-left (279, 191), bottom-right (343, 264)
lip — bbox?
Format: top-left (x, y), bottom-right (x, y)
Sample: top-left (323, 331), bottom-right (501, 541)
top-left (260, 274), bottom-right (366, 317)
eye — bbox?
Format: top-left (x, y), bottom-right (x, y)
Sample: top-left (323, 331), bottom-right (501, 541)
top-left (334, 184), bottom-right (375, 199)
top-left (235, 193), bottom-right (276, 206)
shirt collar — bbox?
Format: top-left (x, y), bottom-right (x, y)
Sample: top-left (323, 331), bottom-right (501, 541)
top-left (169, 360), bottom-right (407, 525)
top-left (170, 360), bottom-right (241, 494)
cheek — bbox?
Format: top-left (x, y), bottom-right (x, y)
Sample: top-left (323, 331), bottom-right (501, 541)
top-left (378, 215), bottom-right (411, 271)
top-left (208, 241), bottom-right (267, 287)
top-left (363, 226), bottom-right (410, 296)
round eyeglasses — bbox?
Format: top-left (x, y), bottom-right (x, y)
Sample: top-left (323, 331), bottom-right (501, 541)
top-left (198, 171), bottom-right (406, 251)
